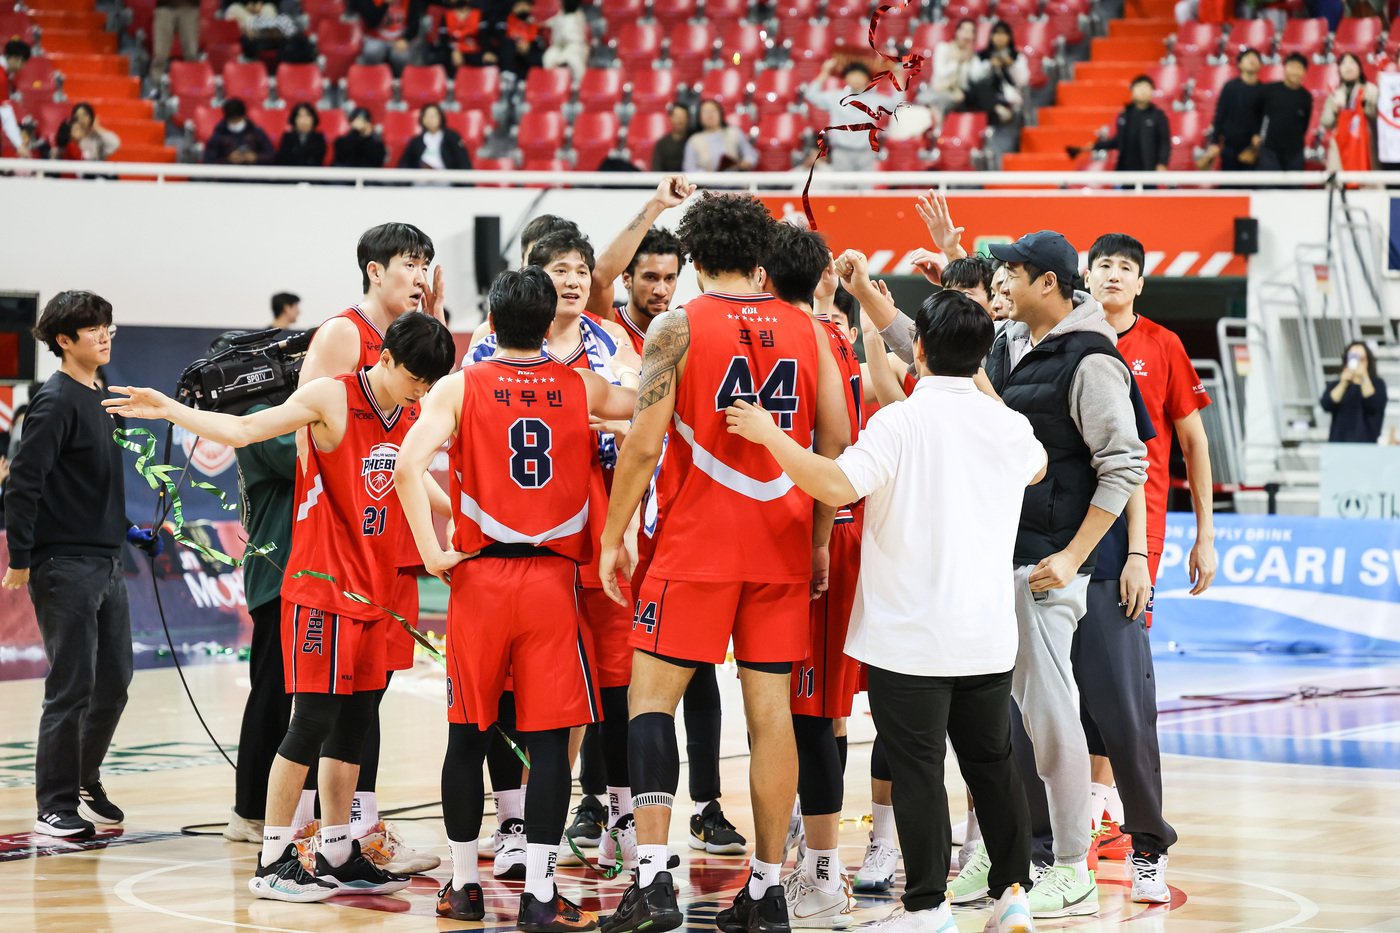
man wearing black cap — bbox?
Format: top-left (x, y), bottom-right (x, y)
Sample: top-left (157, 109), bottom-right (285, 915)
top-left (960, 231), bottom-right (1146, 920)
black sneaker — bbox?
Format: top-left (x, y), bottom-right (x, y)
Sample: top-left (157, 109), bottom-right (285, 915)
top-left (314, 839), bottom-right (411, 894)
top-left (248, 843), bottom-right (338, 902)
top-left (716, 883), bottom-right (790, 933)
top-left (599, 872), bottom-right (682, 933)
top-left (688, 802), bottom-right (748, 855)
top-left (518, 887), bottom-right (600, 932)
top-left (565, 795), bottom-right (608, 848)
top-left (78, 781), bottom-right (124, 825)
top-left (34, 810), bottom-right (95, 839)
top-left (437, 880), bottom-right (486, 920)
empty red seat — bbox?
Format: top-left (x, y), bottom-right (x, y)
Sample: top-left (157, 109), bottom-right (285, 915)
top-left (0, 11), bottom-right (38, 45)
top-left (1169, 108), bottom-right (1206, 149)
top-left (189, 103), bottom-right (223, 142)
top-left (599, 0), bottom-right (645, 31)
top-left (1257, 62), bottom-right (1284, 83)
top-left (880, 135), bottom-right (928, 171)
top-left (935, 111), bottom-right (987, 171)
top-left (697, 67), bottom-right (747, 109)
top-left (318, 107), bottom-right (348, 155)
top-left (315, 19), bottom-right (363, 81)
top-left (628, 67), bottom-right (678, 112)
top-left (614, 23), bottom-right (663, 73)
top-left (579, 67), bottom-right (624, 113)
top-left (654, 0), bottom-right (698, 30)
top-left (12, 58), bottom-right (58, 101)
top-left (381, 108), bottom-right (419, 163)
top-left (705, 0), bottom-right (751, 20)
top-left (248, 105), bottom-right (286, 145)
top-left (344, 63), bottom-right (393, 116)
top-left (454, 66), bottom-right (501, 112)
top-left (446, 107), bottom-right (488, 152)
top-left (754, 112), bottom-right (802, 170)
top-left (992, 0), bottom-right (1038, 20)
top-left (523, 67), bottom-right (573, 110)
top-left (573, 109), bottom-right (620, 169)
top-left (276, 62), bottom-right (324, 108)
top-left (1278, 18), bottom-right (1327, 61)
top-left (1019, 20), bottom-right (1058, 88)
top-left (1303, 63), bottom-right (1339, 101)
top-left (400, 64), bottom-right (447, 110)
top-left (1189, 63), bottom-right (1232, 106)
top-left (783, 23), bottom-right (833, 83)
top-left (1334, 16), bottom-right (1382, 59)
top-left (831, 17), bottom-right (880, 55)
top-left (167, 59), bottom-right (216, 122)
top-left (223, 61), bottom-right (270, 107)
top-left (1042, 6), bottom-right (1086, 46)
top-left (668, 22), bottom-right (715, 86)
top-left (717, 21), bottom-right (769, 77)
top-left (1147, 63), bottom-right (1186, 103)
top-left (909, 21), bottom-right (952, 59)
top-left (774, 0), bottom-right (820, 34)
top-left (1227, 19), bottom-right (1274, 57)
top-left (942, 0), bottom-right (992, 20)
top-left (625, 108), bottom-right (670, 164)
top-left (1171, 21), bottom-right (1223, 65)
top-left (202, 19), bottom-right (242, 72)
top-left (302, 0), bottom-right (346, 24)
top-left (753, 68), bottom-right (800, 116)
top-left (518, 110), bottom-right (565, 160)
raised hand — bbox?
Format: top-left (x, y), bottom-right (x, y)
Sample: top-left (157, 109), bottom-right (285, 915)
top-left (915, 190), bottom-right (967, 259)
top-left (833, 249), bottom-right (871, 289)
top-left (421, 264), bottom-right (447, 322)
top-left (654, 174), bottom-right (696, 209)
top-left (908, 247), bottom-right (943, 285)
top-left (101, 386), bottom-right (174, 421)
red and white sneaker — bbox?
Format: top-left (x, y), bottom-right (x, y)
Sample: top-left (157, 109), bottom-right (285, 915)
top-left (1096, 820), bottom-right (1132, 861)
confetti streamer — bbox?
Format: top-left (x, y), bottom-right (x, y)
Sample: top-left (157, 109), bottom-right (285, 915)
top-left (802, 0), bottom-right (929, 229)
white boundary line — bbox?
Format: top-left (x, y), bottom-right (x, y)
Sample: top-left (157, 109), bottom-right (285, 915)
top-left (1169, 867), bottom-right (1321, 933)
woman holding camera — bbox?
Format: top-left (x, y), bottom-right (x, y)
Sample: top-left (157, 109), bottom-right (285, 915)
top-left (1321, 341), bottom-right (1387, 443)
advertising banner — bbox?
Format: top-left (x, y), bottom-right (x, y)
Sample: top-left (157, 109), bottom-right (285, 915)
top-left (1378, 71), bottom-right (1400, 165)
top-left (1319, 444), bottom-right (1400, 519)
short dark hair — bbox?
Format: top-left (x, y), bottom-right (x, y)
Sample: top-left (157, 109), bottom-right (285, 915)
top-left (678, 191), bottom-right (775, 278)
top-left (271, 292), bottom-right (300, 316)
top-left (1088, 233), bottom-right (1145, 275)
top-left (382, 311), bottom-right (455, 383)
top-left (223, 98), bottom-right (247, 121)
top-left (357, 222), bottom-right (435, 293)
top-left (419, 102), bottom-right (446, 130)
top-left (1022, 261), bottom-right (1076, 300)
top-left (528, 229), bottom-right (596, 271)
top-left (348, 105), bottom-right (372, 124)
top-left (914, 290), bottom-right (994, 378)
top-left (489, 267), bottom-right (557, 350)
top-left (954, 16), bottom-right (976, 31)
top-left (288, 102), bottom-right (318, 129)
top-left (1131, 73), bottom-right (1154, 89)
top-left (697, 98), bottom-right (728, 128)
top-left (4, 39), bottom-right (31, 62)
top-left (1237, 47), bottom-right (1261, 64)
top-left (842, 61), bottom-right (871, 80)
top-left (942, 256), bottom-right (995, 296)
top-left (520, 214), bottom-right (579, 261)
top-left (33, 290), bottom-right (113, 358)
top-left (831, 285), bottom-right (859, 331)
top-left (764, 223), bottom-right (829, 307)
top-left (1284, 52), bottom-right (1308, 69)
top-left (627, 226), bottom-right (686, 276)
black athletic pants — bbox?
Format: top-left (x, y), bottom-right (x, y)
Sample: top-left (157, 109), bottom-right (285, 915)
top-left (234, 599), bottom-right (295, 820)
top-left (683, 663), bottom-right (723, 802)
top-left (867, 666), bottom-right (1030, 911)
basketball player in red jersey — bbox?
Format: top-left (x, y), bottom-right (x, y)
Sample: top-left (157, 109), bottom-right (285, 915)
top-left (596, 193), bottom-right (851, 933)
top-left (758, 223), bottom-right (863, 929)
top-left (294, 221), bottom-right (447, 873)
top-left (395, 268), bottom-right (638, 931)
top-left (583, 175), bottom-right (694, 328)
top-left (613, 226), bottom-right (686, 357)
top-left (103, 312), bottom-right (457, 904)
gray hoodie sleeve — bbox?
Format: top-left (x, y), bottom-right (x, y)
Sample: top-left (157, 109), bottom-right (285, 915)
top-left (879, 317), bottom-right (917, 364)
top-left (1069, 354), bottom-right (1148, 516)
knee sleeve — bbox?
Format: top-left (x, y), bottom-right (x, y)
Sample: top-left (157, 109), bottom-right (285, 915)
top-left (793, 714), bottom-right (843, 815)
top-left (322, 689), bottom-right (376, 763)
top-left (442, 722), bottom-right (491, 841)
top-left (278, 693), bottom-right (342, 766)
top-left (871, 734), bottom-right (892, 783)
top-left (629, 711), bottom-right (680, 810)
top-left (520, 727), bottom-right (571, 846)
top-left (599, 686), bottom-right (630, 788)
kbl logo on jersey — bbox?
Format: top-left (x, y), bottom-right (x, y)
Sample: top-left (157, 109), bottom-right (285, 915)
top-left (361, 443), bottom-right (399, 501)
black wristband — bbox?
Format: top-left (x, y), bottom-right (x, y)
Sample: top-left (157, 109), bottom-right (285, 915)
top-left (1127, 551), bottom-right (1148, 559)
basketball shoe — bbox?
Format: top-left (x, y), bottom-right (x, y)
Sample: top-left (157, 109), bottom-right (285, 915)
top-left (847, 902), bottom-right (955, 933)
top-left (358, 820), bottom-right (441, 873)
top-left (78, 782), bottom-right (123, 824)
top-left (852, 832), bottom-right (899, 892)
top-left (1025, 865), bottom-right (1098, 918)
top-left (437, 880), bottom-right (486, 920)
top-left (597, 814), bottom-right (638, 872)
top-left (984, 884), bottom-right (1034, 933)
top-left (946, 842), bottom-right (990, 903)
top-left (34, 810), bottom-right (95, 839)
top-left (223, 808), bottom-right (264, 844)
top-left (249, 843), bottom-right (338, 902)
top-left (519, 887), bottom-right (600, 932)
top-left (782, 870), bottom-right (856, 928)
top-left (314, 839), bottom-right (411, 894)
top-left (1095, 819), bottom-right (1132, 861)
top-left (292, 819), bottom-right (319, 871)
top-left (689, 801), bottom-right (748, 855)
top-left (599, 872), bottom-right (682, 933)
top-left (715, 880), bottom-right (789, 933)
top-left (1129, 851), bottom-right (1170, 904)
top-left (566, 796), bottom-right (607, 848)
top-left (495, 818), bottom-right (527, 879)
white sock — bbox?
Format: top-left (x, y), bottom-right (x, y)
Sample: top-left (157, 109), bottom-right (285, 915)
top-left (871, 803), bottom-right (896, 845)
top-left (1089, 783), bottom-right (1111, 829)
top-left (292, 790), bottom-right (317, 830)
top-left (450, 840), bottom-right (481, 887)
top-left (1105, 785), bottom-right (1124, 825)
top-left (1053, 857), bottom-right (1091, 884)
top-left (319, 823), bottom-right (353, 868)
top-left (637, 844), bottom-right (668, 887)
top-left (260, 825), bottom-right (292, 868)
top-left (524, 842), bottom-right (557, 901)
top-left (496, 789), bottom-right (524, 825)
top-left (350, 791), bottom-right (378, 836)
top-left (748, 857), bottom-right (781, 898)
top-left (607, 786), bottom-right (633, 825)
top-left (804, 846), bottom-right (842, 894)
top-left (965, 806), bottom-right (982, 844)
top-left (694, 799), bottom-right (714, 816)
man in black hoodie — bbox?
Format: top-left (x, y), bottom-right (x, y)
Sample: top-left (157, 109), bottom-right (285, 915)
top-left (1095, 74), bottom-right (1172, 172)
top-left (1201, 48), bottom-right (1264, 171)
top-left (204, 98), bottom-right (274, 165)
top-left (1255, 53), bottom-right (1313, 172)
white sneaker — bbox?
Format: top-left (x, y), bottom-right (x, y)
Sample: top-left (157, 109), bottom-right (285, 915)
top-left (783, 813), bottom-right (806, 866)
top-left (358, 820), bottom-right (441, 874)
top-left (857, 901), bottom-right (955, 933)
top-left (983, 883), bottom-right (1035, 933)
top-left (557, 839), bottom-right (585, 866)
top-left (597, 816), bottom-right (638, 871)
top-left (783, 871), bottom-right (856, 929)
top-left (493, 818), bottom-right (526, 879)
top-left (853, 833), bottom-right (899, 892)
top-left (1129, 852), bottom-right (1170, 904)
top-left (223, 808), bottom-right (263, 844)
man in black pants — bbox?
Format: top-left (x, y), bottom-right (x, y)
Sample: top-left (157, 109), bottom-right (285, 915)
top-left (3, 291), bottom-right (158, 839)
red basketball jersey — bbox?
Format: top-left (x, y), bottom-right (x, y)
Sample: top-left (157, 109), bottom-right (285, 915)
top-left (450, 355), bottom-right (595, 564)
top-left (281, 371), bottom-right (420, 620)
top-left (819, 316), bottom-right (864, 524)
top-left (336, 305), bottom-right (386, 370)
top-left (647, 292), bottom-right (820, 584)
top-left (618, 306), bottom-right (648, 356)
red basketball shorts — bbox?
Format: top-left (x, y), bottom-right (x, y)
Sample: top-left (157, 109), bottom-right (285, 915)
top-left (630, 575), bottom-right (809, 665)
top-left (282, 603), bottom-right (387, 695)
top-left (792, 519), bottom-right (861, 718)
top-left (446, 555), bottom-right (599, 731)
top-left (579, 582), bottom-right (633, 688)
top-left (384, 570), bottom-right (419, 673)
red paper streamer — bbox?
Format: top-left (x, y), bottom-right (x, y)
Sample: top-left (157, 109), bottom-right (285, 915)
top-left (801, 1), bottom-right (928, 229)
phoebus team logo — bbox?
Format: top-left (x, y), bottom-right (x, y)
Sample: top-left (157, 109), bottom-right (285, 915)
top-left (362, 443), bottom-right (399, 501)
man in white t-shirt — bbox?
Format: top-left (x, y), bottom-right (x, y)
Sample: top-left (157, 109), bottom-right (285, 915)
top-left (727, 289), bottom-right (1047, 933)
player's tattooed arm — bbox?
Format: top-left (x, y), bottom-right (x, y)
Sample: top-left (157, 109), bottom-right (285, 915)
top-left (635, 309), bottom-right (690, 414)
top-left (586, 174), bottom-right (696, 321)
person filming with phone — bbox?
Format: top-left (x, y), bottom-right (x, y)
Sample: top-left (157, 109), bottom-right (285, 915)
top-left (1321, 341), bottom-right (1387, 444)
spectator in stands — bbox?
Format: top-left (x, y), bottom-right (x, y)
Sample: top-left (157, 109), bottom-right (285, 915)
top-left (55, 103), bottom-right (121, 162)
top-left (651, 103), bottom-right (692, 172)
top-left (352, 0), bottom-right (427, 73)
top-left (803, 58), bottom-right (903, 172)
top-left (499, 0), bottom-right (547, 79)
top-left (1094, 74), bottom-right (1171, 172)
top-left (4, 39), bottom-right (30, 80)
top-left (682, 98), bottom-right (757, 172)
top-left (967, 21), bottom-right (1029, 127)
top-left (332, 105), bottom-right (387, 167)
top-left (926, 17), bottom-right (978, 114)
top-left (16, 116), bottom-right (51, 161)
top-left (271, 292), bottom-right (300, 329)
top-left (432, 0), bottom-right (487, 75)
top-left (203, 98), bottom-right (274, 165)
top-left (1321, 341), bottom-right (1387, 443)
top-left (274, 103), bottom-right (327, 166)
top-left (238, 0), bottom-right (315, 70)
top-left (1200, 48), bottom-right (1263, 171)
top-left (542, 0), bottom-right (587, 81)
top-left (151, 0), bottom-right (199, 79)
top-left (398, 102), bottom-right (473, 170)
top-left (1321, 53), bottom-right (1377, 172)
top-left (1255, 53), bottom-right (1313, 171)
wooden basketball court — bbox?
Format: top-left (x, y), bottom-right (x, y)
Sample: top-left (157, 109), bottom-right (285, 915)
top-left (2, 654), bottom-right (1398, 932)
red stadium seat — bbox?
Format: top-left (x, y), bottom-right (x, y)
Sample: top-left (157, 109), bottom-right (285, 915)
top-left (879, 135), bottom-right (928, 171)
top-left (753, 68), bottom-right (800, 116)
top-left (249, 105), bottom-right (286, 145)
top-left (942, 0), bottom-right (992, 20)
top-left (774, 0), bottom-right (820, 35)
top-left (317, 107), bottom-right (348, 158)
top-left (654, 0), bottom-right (698, 31)
top-left (992, 0), bottom-right (1038, 19)
top-left (381, 108), bottom-right (419, 164)
top-left (1019, 20), bottom-right (1059, 88)
top-left (697, 67), bottom-right (747, 110)
top-left (1041, 7), bottom-right (1085, 47)
top-left (628, 67), bottom-right (678, 112)
top-left (1147, 63), bottom-right (1186, 104)
top-left (783, 22), bottom-right (833, 83)
top-left (523, 67), bottom-right (573, 110)
top-left (454, 66), bottom-right (501, 113)
top-left (223, 61), bottom-right (270, 107)
top-left (573, 109), bottom-right (620, 169)
top-left (12, 58), bottom-right (58, 101)
top-left (827, 0), bottom-right (868, 17)
top-left (1169, 108), bottom-right (1206, 149)
top-left (1278, 18), bottom-right (1327, 62)
top-left (201, 19), bottom-right (242, 72)
top-left (445, 107), bottom-right (488, 153)
top-left (625, 108), bottom-right (670, 164)
top-left (0, 11), bottom-right (38, 45)
top-left (276, 62), bottom-right (325, 108)
top-left (754, 112), bottom-right (802, 170)
top-left (1226, 19), bottom-right (1274, 58)
top-left (935, 111), bottom-right (987, 171)
top-left (1303, 62), bottom-right (1339, 101)
top-left (517, 110), bottom-right (566, 160)
top-left (909, 21), bottom-right (952, 59)
top-left (578, 67), bottom-right (624, 112)
top-left (599, 0), bottom-right (645, 31)
top-left (1257, 62), bottom-right (1284, 83)
top-left (668, 22), bottom-right (715, 86)
top-left (343, 63), bottom-right (394, 116)
top-left (315, 19), bottom-right (363, 81)
top-left (189, 103), bottom-right (223, 142)
top-left (705, 0), bottom-right (751, 21)
top-left (1170, 22), bottom-right (1223, 66)
top-left (717, 21), bottom-right (769, 78)
top-left (832, 17), bottom-right (882, 55)
top-left (167, 60), bottom-right (216, 122)
top-left (1334, 17), bottom-right (1381, 60)
top-left (614, 23), bottom-right (663, 73)
top-left (399, 64), bottom-right (448, 110)
top-left (302, 0), bottom-right (346, 25)
top-left (1189, 62), bottom-right (1232, 106)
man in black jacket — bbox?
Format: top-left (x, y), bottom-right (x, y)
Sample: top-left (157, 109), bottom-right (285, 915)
top-left (204, 98), bottom-right (274, 165)
top-left (2, 291), bottom-right (160, 839)
top-left (1202, 48), bottom-right (1264, 171)
top-left (1095, 75), bottom-right (1172, 172)
top-left (1256, 53), bottom-right (1314, 172)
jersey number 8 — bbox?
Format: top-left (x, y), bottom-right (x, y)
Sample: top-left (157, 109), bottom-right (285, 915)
top-left (714, 357), bottom-right (800, 431)
top-left (509, 417), bottom-right (554, 489)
